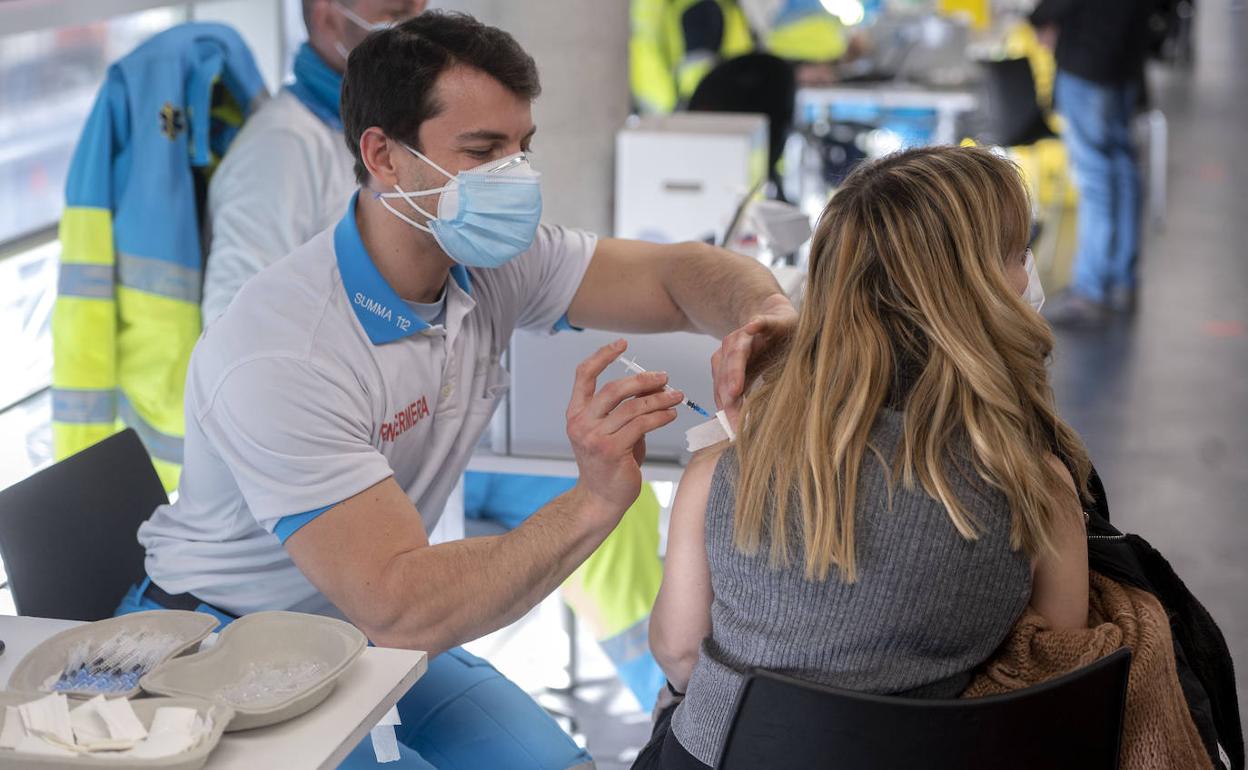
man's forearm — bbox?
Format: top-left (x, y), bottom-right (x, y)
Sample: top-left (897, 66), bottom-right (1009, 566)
top-left (367, 486), bottom-right (614, 655)
top-left (665, 243), bottom-right (788, 338)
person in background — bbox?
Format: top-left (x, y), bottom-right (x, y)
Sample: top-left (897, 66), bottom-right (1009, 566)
top-left (630, 0), bottom-right (855, 116)
top-left (1031, 0), bottom-right (1158, 326)
top-left (201, 0), bottom-right (425, 325)
top-left (630, 0), bottom-right (755, 116)
top-left (738, 0), bottom-right (858, 86)
top-left (634, 146), bottom-right (1092, 769)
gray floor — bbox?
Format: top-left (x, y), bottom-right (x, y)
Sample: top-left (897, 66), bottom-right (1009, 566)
top-left (1046, 0), bottom-right (1247, 742)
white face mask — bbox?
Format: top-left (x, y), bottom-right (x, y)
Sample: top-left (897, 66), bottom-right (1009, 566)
top-left (332, 2), bottom-right (395, 61)
top-left (1023, 248), bottom-right (1045, 312)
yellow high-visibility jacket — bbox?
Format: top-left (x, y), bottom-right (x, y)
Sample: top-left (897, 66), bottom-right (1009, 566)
top-left (631, 0), bottom-right (851, 114)
top-left (52, 23), bottom-right (265, 490)
top-left (630, 0), bottom-right (755, 114)
top-left (764, 4), bottom-right (848, 63)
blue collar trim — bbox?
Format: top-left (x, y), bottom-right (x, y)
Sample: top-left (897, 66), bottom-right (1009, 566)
top-left (336, 192), bottom-right (472, 345)
top-left (287, 43), bottom-right (342, 131)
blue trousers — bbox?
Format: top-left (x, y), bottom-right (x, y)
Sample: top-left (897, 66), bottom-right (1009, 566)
top-left (464, 472), bottom-right (666, 708)
top-left (116, 584), bottom-right (593, 769)
top-left (1055, 70), bottom-right (1143, 302)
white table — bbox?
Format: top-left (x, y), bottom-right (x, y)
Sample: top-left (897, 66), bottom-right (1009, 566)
top-left (0, 615), bottom-right (427, 770)
top-left (796, 84), bottom-right (980, 146)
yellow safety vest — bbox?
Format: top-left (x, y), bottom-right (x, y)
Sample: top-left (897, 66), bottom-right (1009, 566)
top-left (630, 0), bottom-right (755, 114)
top-left (765, 10), bottom-right (848, 63)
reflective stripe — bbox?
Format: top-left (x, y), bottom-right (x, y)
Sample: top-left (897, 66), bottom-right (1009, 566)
top-left (52, 387), bottom-right (116, 424)
top-left (118, 252), bottom-right (201, 303)
top-left (58, 263), bottom-right (114, 299)
top-left (117, 394), bottom-right (185, 464)
top-left (598, 616), bottom-right (652, 664)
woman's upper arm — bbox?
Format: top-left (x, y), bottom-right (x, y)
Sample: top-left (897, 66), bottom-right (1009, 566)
top-left (1029, 454), bottom-right (1090, 631)
top-left (650, 446), bottom-right (721, 658)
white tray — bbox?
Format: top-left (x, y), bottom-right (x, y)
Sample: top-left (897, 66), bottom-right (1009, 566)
top-left (7, 612), bottom-right (219, 700)
top-left (140, 612), bottom-right (367, 731)
top-left (0, 692), bottom-right (232, 770)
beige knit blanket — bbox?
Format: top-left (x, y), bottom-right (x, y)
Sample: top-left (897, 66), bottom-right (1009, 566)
top-left (963, 572), bottom-right (1212, 770)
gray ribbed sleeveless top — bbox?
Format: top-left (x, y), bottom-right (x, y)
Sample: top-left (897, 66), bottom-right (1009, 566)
top-left (670, 409), bottom-right (1032, 766)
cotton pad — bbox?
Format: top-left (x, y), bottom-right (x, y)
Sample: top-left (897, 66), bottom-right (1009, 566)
top-left (685, 409), bottom-right (736, 452)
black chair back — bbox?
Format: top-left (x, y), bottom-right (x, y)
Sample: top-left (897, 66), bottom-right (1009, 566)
top-left (688, 52), bottom-right (797, 173)
top-left (0, 429), bottom-right (166, 620)
top-left (978, 57), bottom-right (1057, 147)
top-left (718, 647), bottom-right (1132, 770)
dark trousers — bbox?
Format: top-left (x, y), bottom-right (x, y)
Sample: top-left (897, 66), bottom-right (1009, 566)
top-left (632, 702), bottom-right (712, 770)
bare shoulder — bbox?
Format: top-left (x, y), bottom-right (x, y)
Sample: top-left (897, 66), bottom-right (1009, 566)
top-left (673, 444), bottom-right (730, 515)
top-left (689, 442), bottom-right (729, 468)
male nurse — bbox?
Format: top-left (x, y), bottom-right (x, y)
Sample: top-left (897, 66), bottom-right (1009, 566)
top-left (125, 12), bottom-right (794, 769)
top-left (204, 0), bottom-right (673, 709)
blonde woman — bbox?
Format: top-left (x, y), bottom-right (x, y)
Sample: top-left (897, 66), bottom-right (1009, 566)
top-left (634, 146), bottom-right (1094, 770)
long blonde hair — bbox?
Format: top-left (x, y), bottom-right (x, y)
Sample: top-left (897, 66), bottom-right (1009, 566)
top-left (734, 146), bottom-right (1090, 582)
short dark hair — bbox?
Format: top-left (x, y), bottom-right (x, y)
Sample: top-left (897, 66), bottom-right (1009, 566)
top-left (341, 11), bottom-right (541, 184)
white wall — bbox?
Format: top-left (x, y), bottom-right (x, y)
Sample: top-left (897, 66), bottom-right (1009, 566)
top-left (436, 0), bottom-right (630, 236)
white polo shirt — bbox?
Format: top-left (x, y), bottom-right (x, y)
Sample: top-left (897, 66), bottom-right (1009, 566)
top-left (139, 192), bottom-right (595, 616)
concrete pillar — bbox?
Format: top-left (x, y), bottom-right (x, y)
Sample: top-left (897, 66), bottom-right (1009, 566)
top-left (437, 0), bottom-right (630, 236)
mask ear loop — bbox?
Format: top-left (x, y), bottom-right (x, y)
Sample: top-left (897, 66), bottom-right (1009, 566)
top-left (374, 144), bottom-right (459, 231)
top-left (334, 1), bottom-right (396, 32)
top-left (403, 145), bottom-right (456, 181)
top-left (376, 191), bottom-right (434, 233)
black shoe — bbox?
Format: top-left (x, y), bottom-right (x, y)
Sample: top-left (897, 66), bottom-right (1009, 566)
top-left (1043, 290), bottom-right (1107, 328)
top-left (1107, 285), bottom-right (1138, 314)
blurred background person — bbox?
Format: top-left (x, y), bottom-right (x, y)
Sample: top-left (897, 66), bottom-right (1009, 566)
top-left (1031, 0), bottom-right (1159, 327)
top-left (201, 0), bottom-right (426, 325)
top-left (629, 0), bottom-right (858, 117)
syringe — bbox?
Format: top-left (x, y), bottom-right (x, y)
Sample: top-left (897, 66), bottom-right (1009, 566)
top-left (616, 356), bottom-right (711, 417)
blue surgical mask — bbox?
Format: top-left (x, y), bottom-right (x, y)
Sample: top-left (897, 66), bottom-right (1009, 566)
top-left (377, 146), bottom-right (543, 269)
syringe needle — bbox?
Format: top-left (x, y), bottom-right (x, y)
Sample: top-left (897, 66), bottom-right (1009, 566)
top-left (616, 356), bottom-right (710, 417)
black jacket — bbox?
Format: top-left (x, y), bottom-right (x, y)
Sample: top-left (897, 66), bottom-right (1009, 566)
top-left (1031, 0), bottom-right (1157, 85)
top-left (1084, 468), bottom-right (1243, 770)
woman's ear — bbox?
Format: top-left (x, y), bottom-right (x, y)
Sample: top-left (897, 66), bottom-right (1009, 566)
top-left (1006, 251), bottom-right (1030, 298)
